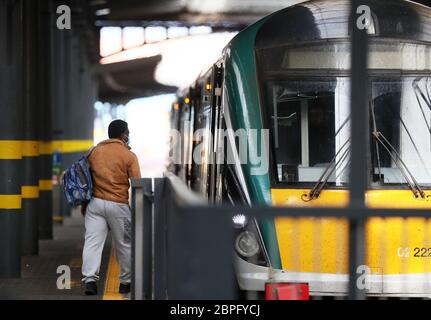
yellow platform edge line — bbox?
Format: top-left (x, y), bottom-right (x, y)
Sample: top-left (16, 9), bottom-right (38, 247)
top-left (103, 247), bottom-right (126, 300)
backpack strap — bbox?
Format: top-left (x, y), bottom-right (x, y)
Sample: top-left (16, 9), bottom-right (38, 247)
top-left (86, 146), bottom-right (96, 159)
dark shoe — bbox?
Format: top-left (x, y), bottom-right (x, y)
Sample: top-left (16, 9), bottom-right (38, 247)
top-left (119, 283), bottom-right (131, 294)
top-left (85, 281), bottom-right (97, 295)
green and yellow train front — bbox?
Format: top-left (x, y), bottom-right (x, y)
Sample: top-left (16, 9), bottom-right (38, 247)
top-left (224, 0), bottom-right (431, 297)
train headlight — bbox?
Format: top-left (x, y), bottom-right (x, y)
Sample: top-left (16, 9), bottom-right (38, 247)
top-left (232, 214), bottom-right (247, 229)
top-left (235, 231), bottom-right (260, 258)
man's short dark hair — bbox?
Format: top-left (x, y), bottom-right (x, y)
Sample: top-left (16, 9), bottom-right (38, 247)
top-left (108, 120), bottom-right (128, 139)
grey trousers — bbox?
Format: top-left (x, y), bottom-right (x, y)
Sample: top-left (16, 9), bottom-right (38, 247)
top-left (82, 197), bottom-right (132, 284)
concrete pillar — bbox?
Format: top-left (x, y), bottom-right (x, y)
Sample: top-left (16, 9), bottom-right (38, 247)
top-left (51, 13), bottom-right (67, 223)
top-left (0, 0), bottom-right (24, 278)
top-left (21, 0), bottom-right (40, 255)
top-left (54, 17), bottom-right (96, 221)
top-left (38, 0), bottom-right (53, 239)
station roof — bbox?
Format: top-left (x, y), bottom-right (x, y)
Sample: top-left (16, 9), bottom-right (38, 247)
top-left (95, 56), bottom-right (178, 104)
top-left (89, 0), bottom-right (430, 25)
top-left (82, 0), bottom-right (431, 104)
top-left (90, 0), bottom-right (300, 26)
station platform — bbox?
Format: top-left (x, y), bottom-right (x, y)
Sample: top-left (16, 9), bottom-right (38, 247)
top-left (0, 210), bottom-right (128, 300)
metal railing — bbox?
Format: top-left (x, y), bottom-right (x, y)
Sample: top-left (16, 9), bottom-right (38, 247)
top-left (131, 174), bottom-right (238, 300)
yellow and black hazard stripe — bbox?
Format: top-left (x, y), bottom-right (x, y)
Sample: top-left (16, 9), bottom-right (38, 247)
top-left (0, 141), bottom-right (26, 211)
top-left (0, 139), bottom-right (94, 158)
top-left (0, 137), bottom-right (94, 248)
top-left (0, 139), bottom-right (93, 209)
top-left (21, 140), bottom-right (41, 254)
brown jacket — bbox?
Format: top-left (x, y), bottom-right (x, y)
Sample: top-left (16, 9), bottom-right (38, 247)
top-left (88, 139), bottom-right (141, 204)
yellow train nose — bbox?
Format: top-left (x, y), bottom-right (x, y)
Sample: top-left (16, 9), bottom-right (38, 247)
top-left (271, 189), bottom-right (431, 275)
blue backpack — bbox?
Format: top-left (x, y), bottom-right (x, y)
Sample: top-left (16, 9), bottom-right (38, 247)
top-left (62, 148), bottom-right (95, 207)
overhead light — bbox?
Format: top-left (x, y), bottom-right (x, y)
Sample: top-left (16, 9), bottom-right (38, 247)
top-left (189, 26), bottom-right (212, 35)
top-left (95, 8), bottom-right (110, 16)
top-left (145, 26), bottom-right (168, 43)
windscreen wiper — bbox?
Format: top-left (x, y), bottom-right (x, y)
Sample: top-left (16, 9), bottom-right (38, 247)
top-left (413, 78), bottom-right (431, 151)
top-left (370, 101), bottom-right (383, 182)
top-left (302, 138), bottom-right (351, 201)
top-left (372, 131), bottom-right (425, 199)
top-left (412, 78), bottom-right (431, 136)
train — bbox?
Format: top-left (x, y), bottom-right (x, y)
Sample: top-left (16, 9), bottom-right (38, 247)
top-left (169, 0), bottom-right (431, 298)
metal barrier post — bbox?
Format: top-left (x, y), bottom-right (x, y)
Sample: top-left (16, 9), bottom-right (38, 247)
top-left (131, 178), bottom-right (153, 300)
top-left (153, 178), bottom-right (167, 299)
top-left (348, 0), bottom-right (369, 300)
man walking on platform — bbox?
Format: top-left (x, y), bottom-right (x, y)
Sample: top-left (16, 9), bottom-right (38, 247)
top-left (81, 120), bottom-right (141, 296)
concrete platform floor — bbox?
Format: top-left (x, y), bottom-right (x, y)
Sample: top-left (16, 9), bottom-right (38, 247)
top-left (0, 210), bottom-right (127, 300)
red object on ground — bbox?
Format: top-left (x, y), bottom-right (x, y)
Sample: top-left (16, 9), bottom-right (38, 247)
top-left (265, 282), bottom-right (310, 300)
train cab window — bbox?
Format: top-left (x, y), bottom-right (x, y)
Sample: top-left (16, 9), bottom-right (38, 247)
top-left (370, 77), bottom-right (431, 186)
top-left (257, 39), bottom-right (431, 188)
top-left (264, 79), bottom-right (350, 186)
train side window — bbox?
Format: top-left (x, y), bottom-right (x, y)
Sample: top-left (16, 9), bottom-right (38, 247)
top-left (222, 165), bottom-right (247, 205)
top-left (190, 84), bottom-right (213, 195)
top-left (193, 109), bottom-right (212, 192)
top-left (178, 103), bottom-right (193, 182)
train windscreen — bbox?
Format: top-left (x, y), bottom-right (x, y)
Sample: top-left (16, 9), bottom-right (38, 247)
top-left (261, 76), bottom-right (431, 187)
top-left (263, 78), bottom-right (350, 186)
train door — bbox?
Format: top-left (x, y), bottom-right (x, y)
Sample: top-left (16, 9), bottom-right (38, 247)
top-left (208, 64), bottom-right (224, 202)
top-left (189, 64), bottom-right (224, 199)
